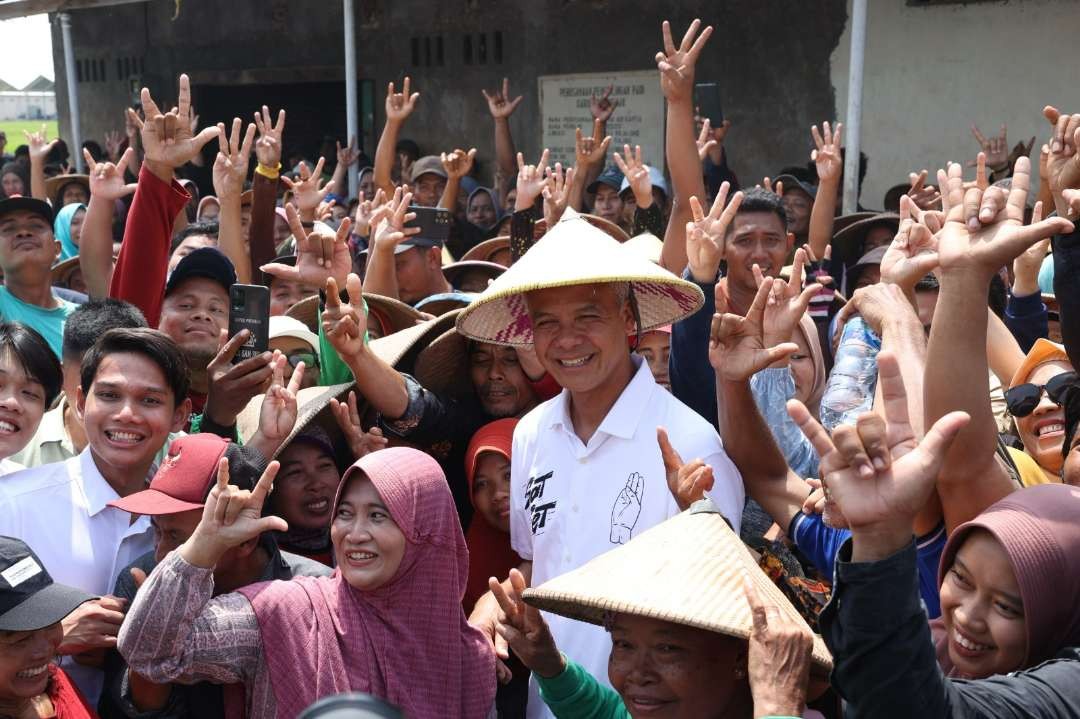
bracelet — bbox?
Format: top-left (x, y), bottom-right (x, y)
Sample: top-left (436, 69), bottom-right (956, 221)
top-left (255, 162), bottom-right (282, 180)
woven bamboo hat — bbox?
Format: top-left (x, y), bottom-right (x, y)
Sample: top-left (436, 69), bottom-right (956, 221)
top-left (284, 293), bottom-right (424, 338)
top-left (460, 236), bottom-right (511, 266)
top-left (413, 328), bottom-right (472, 400)
top-left (523, 500), bottom-right (833, 674)
top-left (534, 211), bottom-right (630, 243)
top-left (622, 232), bottom-right (664, 265)
top-left (455, 213), bottom-right (703, 347)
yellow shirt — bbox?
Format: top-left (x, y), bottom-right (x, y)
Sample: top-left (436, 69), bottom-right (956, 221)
top-left (1007, 446), bottom-right (1060, 487)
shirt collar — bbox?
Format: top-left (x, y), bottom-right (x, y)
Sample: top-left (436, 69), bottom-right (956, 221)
top-left (78, 448), bottom-right (121, 517)
top-left (548, 355), bottom-right (656, 441)
top-left (36, 396), bottom-right (75, 454)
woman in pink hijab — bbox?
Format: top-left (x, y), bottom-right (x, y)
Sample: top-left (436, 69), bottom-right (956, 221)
top-left (117, 447), bottom-right (496, 719)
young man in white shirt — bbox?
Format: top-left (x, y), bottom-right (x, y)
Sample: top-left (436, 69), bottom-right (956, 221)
top-left (458, 213), bottom-right (745, 718)
top-left (0, 327), bottom-right (191, 705)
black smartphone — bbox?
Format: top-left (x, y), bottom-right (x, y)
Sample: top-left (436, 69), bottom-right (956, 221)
top-left (694, 82), bottom-right (724, 125)
top-left (405, 205), bottom-right (453, 243)
top-left (227, 284), bottom-right (270, 364)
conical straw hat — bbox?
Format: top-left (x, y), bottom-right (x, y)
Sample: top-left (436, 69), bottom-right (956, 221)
top-left (523, 500), bottom-right (833, 674)
top-left (455, 213), bottom-right (703, 347)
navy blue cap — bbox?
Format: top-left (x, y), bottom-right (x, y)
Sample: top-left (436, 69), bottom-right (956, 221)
top-left (587, 166), bottom-right (625, 195)
top-left (0, 195), bottom-right (54, 225)
top-left (0, 536), bottom-right (94, 631)
top-left (166, 246), bottom-right (237, 295)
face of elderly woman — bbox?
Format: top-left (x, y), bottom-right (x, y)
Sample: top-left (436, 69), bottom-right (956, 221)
top-left (0, 623), bottom-right (62, 701)
top-left (607, 614), bottom-right (745, 718)
top-left (331, 475), bottom-right (407, 591)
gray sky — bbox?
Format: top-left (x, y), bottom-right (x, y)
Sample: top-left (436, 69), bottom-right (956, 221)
top-left (0, 15), bottom-right (54, 88)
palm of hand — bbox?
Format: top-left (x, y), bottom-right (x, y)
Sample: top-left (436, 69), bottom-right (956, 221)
top-left (815, 149), bottom-right (841, 181)
top-left (255, 136), bottom-right (280, 167)
top-left (687, 221), bottom-right (724, 269)
top-left (658, 53), bottom-right (693, 100)
top-left (213, 156), bottom-right (246, 196)
top-left (518, 173), bottom-right (546, 200)
top-left (261, 395), bottom-right (295, 440)
top-left (90, 167), bottom-right (128, 201)
top-left (709, 320), bottom-right (770, 381)
top-left (142, 117), bottom-right (198, 166)
top-left (386, 94), bottom-right (412, 121)
top-left (822, 437), bottom-right (927, 531)
top-left (325, 303), bottom-right (367, 356)
top-left (1047, 152), bottom-right (1080, 195)
top-left (937, 214), bottom-right (1023, 272)
top-left (761, 293), bottom-right (802, 346)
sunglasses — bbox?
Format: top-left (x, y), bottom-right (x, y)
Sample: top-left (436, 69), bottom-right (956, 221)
top-left (1004, 371), bottom-right (1078, 418)
top-left (286, 351), bottom-right (318, 370)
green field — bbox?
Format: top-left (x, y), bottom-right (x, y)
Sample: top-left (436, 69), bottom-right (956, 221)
top-left (0, 120), bottom-right (59, 144)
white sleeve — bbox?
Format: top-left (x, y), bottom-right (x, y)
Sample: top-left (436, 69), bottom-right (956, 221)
top-left (509, 425), bottom-right (533, 560)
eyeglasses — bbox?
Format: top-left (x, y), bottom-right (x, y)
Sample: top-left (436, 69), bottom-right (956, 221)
top-left (286, 351), bottom-right (318, 370)
top-left (1004, 371), bottom-right (1078, 418)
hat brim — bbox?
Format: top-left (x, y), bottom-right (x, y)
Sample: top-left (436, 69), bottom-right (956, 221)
top-left (108, 487), bottom-right (206, 516)
top-left (0, 195), bottom-right (54, 224)
top-left (460, 237), bottom-right (511, 265)
top-left (0, 581), bottom-right (95, 632)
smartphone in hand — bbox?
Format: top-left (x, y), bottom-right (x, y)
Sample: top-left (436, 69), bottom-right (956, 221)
top-left (228, 284), bottom-right (270, 364)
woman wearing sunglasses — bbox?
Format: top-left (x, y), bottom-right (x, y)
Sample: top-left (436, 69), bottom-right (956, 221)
top-left (1004, 339), bottom-right (1077, 485)
top-left (269, 316), bottom-right (321, 390)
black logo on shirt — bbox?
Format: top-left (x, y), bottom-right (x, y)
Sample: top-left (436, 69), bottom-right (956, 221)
top-left (525, 471), bottom-right (556, 535)
top-left (610, 472), bottom-right (644, 544)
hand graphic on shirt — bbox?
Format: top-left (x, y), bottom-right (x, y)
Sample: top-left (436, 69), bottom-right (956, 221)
top-left (610, 472), bottom-right (645, 544)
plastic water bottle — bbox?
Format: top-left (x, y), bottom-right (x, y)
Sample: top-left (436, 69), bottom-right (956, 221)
top-left (819, 316), bottom-right (881, 431)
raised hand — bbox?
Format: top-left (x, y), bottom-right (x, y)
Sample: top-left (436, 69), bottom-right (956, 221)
top-left (811, 121), bottom-right (843, 182)
top-left (838, 282), bottom-right (920, 337)
top-left (613, 144), bottom-right (653, 208)
top-left (261, 203), bottom-right (353, 287)
top-left (490, 569), bottom-right (565, 679)
top-left (84, 147), bottom-right (137, 201)
top-left (880, 195), bottom-right (939, 290)
top-left (515, 149), bottom-right (550, 211)
top-left (542, 162), bottom-right (574, 228)
top-left (708, 277), bottom-right (799, 381)
top-left (685, 182), bottom-right (742, 283)
top-left (936, 157), bottom-right (1073, 280)
top-left (1044, 110), bottom-right (1080, 219)
top-left (441, 147), bottom-right (477, 180)
top-left (372, 185), bottom-right (419, 252)
top-left (24, 123), bottom-right (58, 164)
top-left (745, 576), bottom-right (813, 719)
top-left (353, 187), bottom-right (387, 238)
top-left (788, 351), bottom-right (969, 560)
top-left (906, 170), bottom-right (941, 210)
top-left (574, 119), bottom-right (612, 171)
top-left (204, 330), bottom-right (276, 428)
top-left (336, 136), bottom-right (361, 170)
top-left (1012, 201), bottom-right (1051, 297)
top-left (257, 352), bottom-right (304, 446)
top-left (128, 74), bottom-right (218, 170)
top-left (385, 77), bottom-right (420, 123)
top-left (331, 391), bottom-right (389, 460)
top-left (103, 130), bottom-right (124, 162)
top-left (696, 118), bottom-right (718, 161)
top-left (212, 118), bottom-right (256, 199)
top-left (482, 77), bottom-right (524, 120)
top-left (970, 122), bottom-right (1009, 170)
top-left (657, 426), bottom-right (714, 510)
top-left (655, 19), bottom-right (713, 104)
top-left (759, 176), bottom-right (784, 197)
top-left (590, 84), bottom-right (616, 123)
top-left (253, 105), bottom-right (286, 168)
top-left (322, 274), bottom-right (368, 362)
top-left (181, 459), bottom-right (287, 568)
top-left (756, 248), bottom-right (822, 349)
top-left (282, 158), bottom-right (335, 216)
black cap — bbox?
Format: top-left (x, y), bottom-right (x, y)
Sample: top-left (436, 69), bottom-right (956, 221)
top-left (0, 195), bottom-right (54, 225)
top-left (0, 536), bottom-right (94, 632)
top-left (262, 254), bottom-right (296, 286)
top-left (166, 246), bottom-right (237, 296)
top-left (298, 693), bottom-right (402, 719)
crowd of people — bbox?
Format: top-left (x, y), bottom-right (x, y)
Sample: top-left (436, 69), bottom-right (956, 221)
top-left (3, 13), bottom-right (1080, 719)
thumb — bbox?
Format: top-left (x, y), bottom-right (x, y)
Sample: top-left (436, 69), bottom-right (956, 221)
top-left (763, 342), bottom-right (799, 365)
top-left (914, 410), bottom-right (970, 477)
top-left (130, 567), bottom-right (147, 590)
top-left (255, 516), bottom-right (289, 535)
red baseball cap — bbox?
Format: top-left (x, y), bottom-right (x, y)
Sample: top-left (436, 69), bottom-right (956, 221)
top-left (109, 434), bottom-right (232, 516)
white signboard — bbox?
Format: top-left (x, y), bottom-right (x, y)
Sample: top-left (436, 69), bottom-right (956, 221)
top-left (538, 70), bottom-right (665, 170)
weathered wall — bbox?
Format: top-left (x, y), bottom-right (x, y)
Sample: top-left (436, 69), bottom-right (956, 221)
top-left (52, 0), bottom-right (848, 187)
top-left (830, 0), bottom-right (1080, 210)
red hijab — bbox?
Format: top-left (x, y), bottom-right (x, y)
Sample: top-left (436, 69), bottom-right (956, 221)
top-left (463, 418), bottom-right (522, 612)
top-left (933, 484), bottom-right (1080, 676)
top-left (237, 447), bottom-right (495, 718)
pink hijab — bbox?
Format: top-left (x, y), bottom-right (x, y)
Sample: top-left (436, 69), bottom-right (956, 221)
top-left (933, 483), bottom-right (1080, 675)
top-left (237, 447), bottom-right (496, 718)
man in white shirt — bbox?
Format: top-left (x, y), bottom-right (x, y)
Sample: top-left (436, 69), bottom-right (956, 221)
top-left (0, 326), bottom-right (191, 705)
top-left (458, 213), bottom-right (744, 718)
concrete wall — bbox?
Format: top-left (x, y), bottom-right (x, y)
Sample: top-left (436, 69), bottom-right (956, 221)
top-left (830, 0), bottom-right (1080, 210)
top-left (51, 0), bottom-right (847, 187)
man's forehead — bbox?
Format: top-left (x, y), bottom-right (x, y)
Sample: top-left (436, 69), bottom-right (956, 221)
top-left (731, 211), bottom-right (786, 237)
top-left (166, 276), bottom-right (228, 301)
top-left (0, 209), bottom-right (48, 225)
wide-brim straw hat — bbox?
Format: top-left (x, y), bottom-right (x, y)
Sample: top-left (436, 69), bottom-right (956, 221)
top-left (456, 213), bottom-right (703, 347)
top-left (413, 328), bottom-right (472, 400)
top-left (622, 232), bottom-right (664, 265)
top-left (285, 295), bottom-right (320, 333)
top-left (237, 311), bottom-right (462, 452)
top-left (44, 174), bottom-right (89, 207)
top-left (50, 256), bottom-right (80, 287)
top-left (460, 236), bottom-right (511, 266)
top-left (414, 291), bottom-right (477, 317)
top-left (831, 212), bottom-right (900, 267)
top-left (443, 260), bottom-right (506, 290)
top-left (523, 500), bottom-right (833, 675)
top-left (534, 210), bottom-right (630, 244)
top-left (285, 293), bottom-right (424, 338)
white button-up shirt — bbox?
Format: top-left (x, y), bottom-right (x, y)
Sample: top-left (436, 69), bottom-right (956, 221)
top-left (511, 356), bottom-right (744, 718)
top-left (0, 448), bottom-right (154, 706)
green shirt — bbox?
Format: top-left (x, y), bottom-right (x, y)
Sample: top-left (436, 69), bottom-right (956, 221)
top-left (318, 297), bottom-right (368, 387)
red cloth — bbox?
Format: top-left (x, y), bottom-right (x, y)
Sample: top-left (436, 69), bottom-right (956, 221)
top-left (237, 447), bottom-right (495, 719)
top-left (48, 664), bottom-right (98, 719)
top-left (108, 166), bottom-right (190, 328)
top-left (462, 418), bottom-right (521, 612)
top-left (529, 372), bottom-right (562, 402)
top-left (934, 484), bottom-right (1080, 676)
